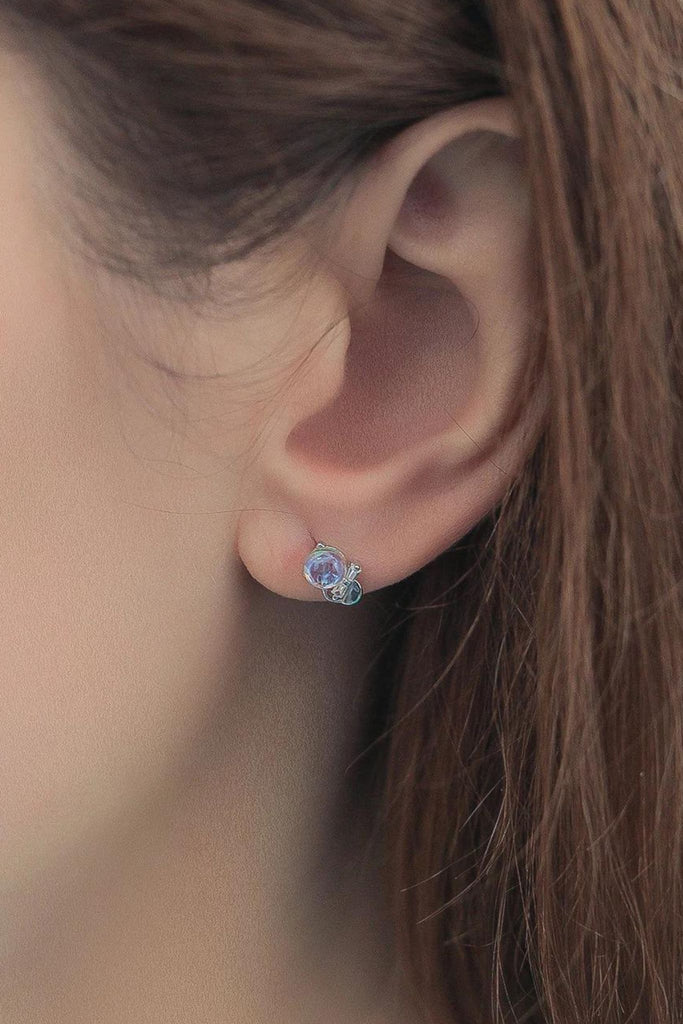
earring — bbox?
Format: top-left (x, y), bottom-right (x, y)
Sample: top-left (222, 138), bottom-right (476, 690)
top-left (302, 542), bottom-right (364, 606)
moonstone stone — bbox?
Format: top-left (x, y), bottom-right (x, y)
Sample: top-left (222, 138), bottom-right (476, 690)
top-left (303, 548), bottom-right (346, 589)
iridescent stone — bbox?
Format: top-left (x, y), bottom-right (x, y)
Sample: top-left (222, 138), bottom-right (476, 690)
top-left (303, 546), bottom-right (346, 589)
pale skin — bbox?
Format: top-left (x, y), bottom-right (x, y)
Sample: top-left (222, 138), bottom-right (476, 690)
top-left (0, 44), bottom-right (544, 1024)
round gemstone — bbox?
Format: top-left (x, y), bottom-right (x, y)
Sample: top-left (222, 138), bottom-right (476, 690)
top-left (303, 547), bottom-right (346, 589)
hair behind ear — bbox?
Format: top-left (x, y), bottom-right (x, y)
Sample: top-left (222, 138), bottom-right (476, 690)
top-left (380, 1), bottom-right (682, 1022)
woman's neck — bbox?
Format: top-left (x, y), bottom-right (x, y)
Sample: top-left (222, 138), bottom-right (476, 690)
top-left (2, 573), bottom-right (416, 1023)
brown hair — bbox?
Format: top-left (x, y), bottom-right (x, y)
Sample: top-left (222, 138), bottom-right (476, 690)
top-left (3, 1), bottom-right (681, 1021)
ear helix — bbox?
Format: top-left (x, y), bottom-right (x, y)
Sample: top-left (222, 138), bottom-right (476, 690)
top-left (302, 542), bottom-right (363, 606)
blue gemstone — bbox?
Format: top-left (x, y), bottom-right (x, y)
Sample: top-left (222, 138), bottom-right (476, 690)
top-left (303, 547), bottom-right (346, 589)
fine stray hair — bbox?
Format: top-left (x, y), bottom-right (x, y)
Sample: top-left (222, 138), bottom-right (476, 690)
top-left (2, 1), bottom-right (681, 1022)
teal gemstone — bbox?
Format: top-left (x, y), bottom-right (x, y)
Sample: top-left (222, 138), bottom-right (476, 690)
top-left (342, 580), bottom-right (363, 605)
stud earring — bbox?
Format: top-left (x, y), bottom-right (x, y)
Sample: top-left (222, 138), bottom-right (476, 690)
top-left (302, 542), bottom-right (364, 606)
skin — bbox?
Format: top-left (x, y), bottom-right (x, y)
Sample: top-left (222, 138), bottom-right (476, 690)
top-left (0, 44), bottom-right (543, 1024)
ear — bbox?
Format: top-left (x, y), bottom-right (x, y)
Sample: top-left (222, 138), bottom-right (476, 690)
top-left (237, 96), bottom-right (545, 602)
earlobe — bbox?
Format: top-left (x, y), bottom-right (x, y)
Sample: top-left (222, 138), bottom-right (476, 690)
top-left (237, 97), bottom-right (545, 603)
